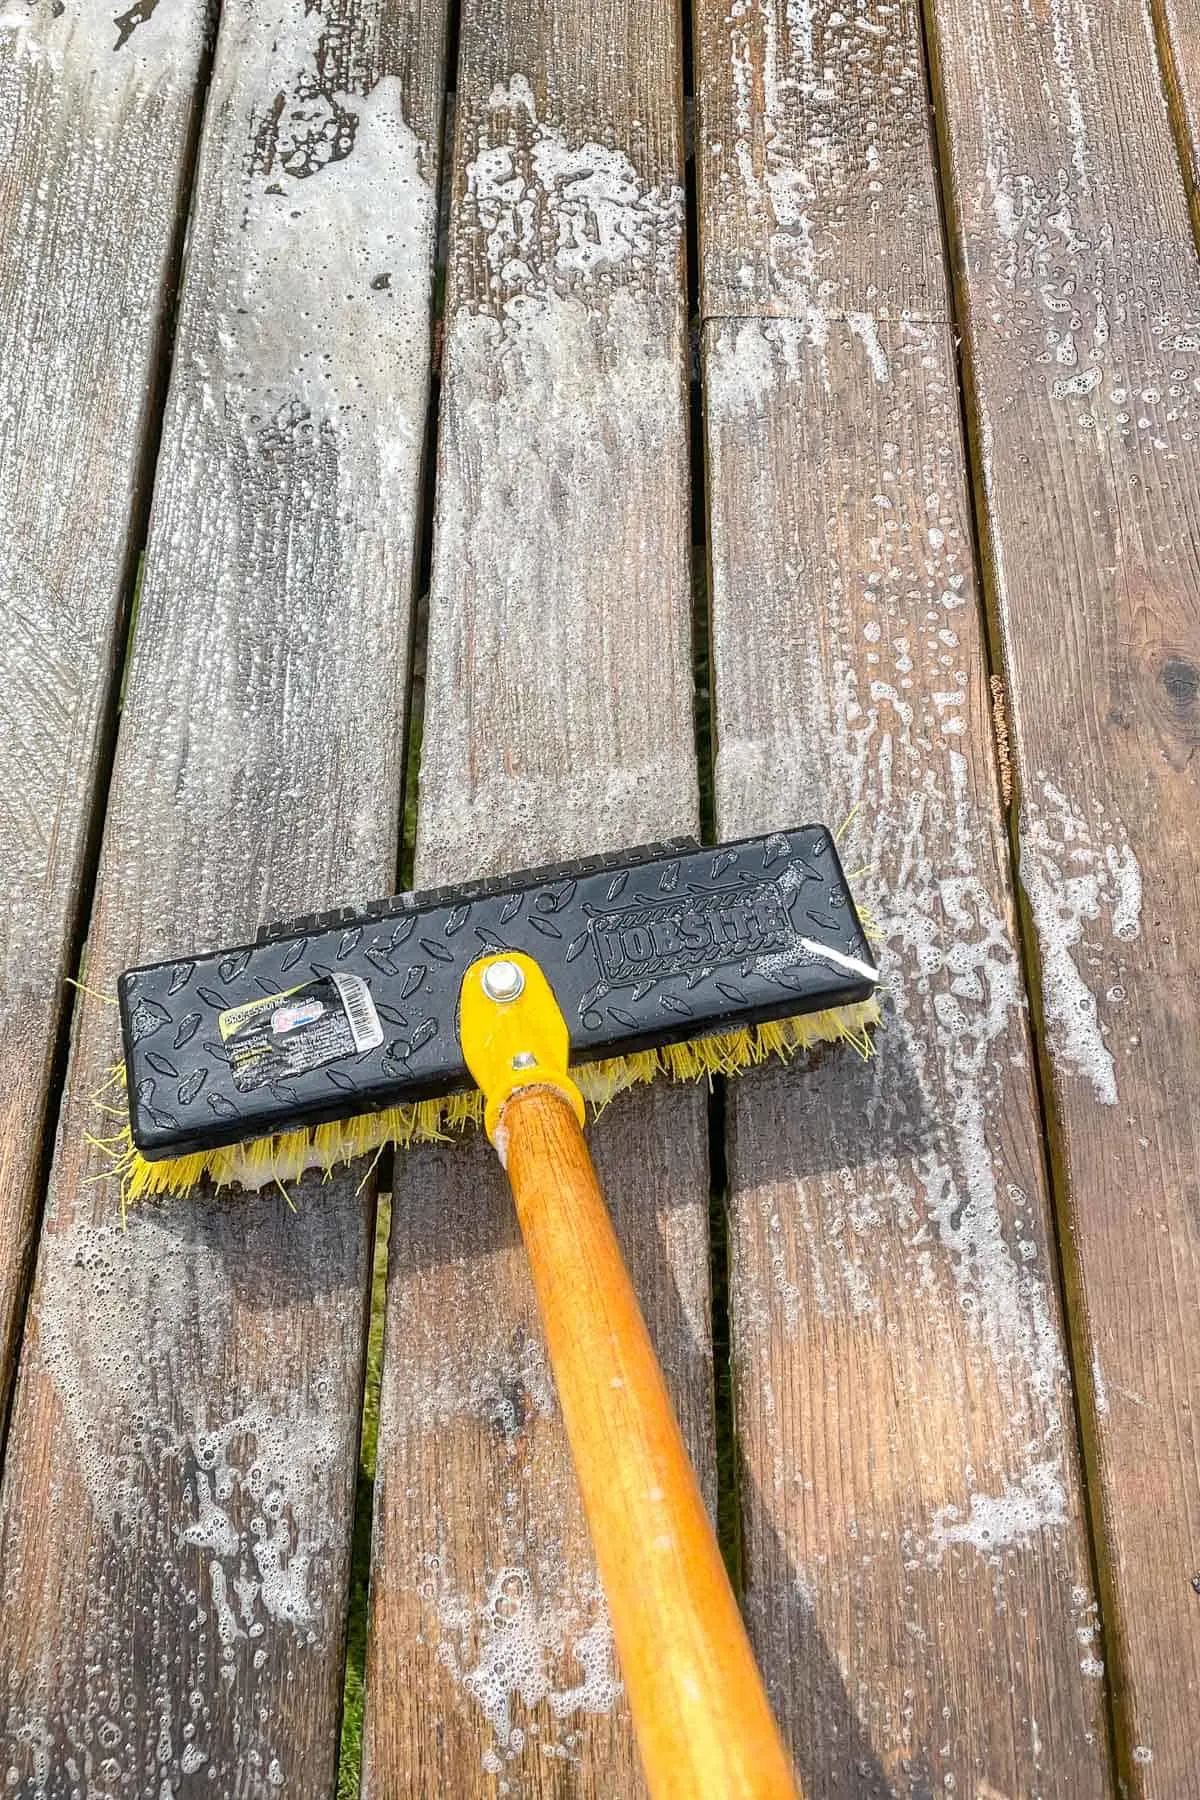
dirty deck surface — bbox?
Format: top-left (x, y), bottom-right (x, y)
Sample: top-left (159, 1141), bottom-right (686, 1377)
top-left (2, 0), bottom-right (1199, 1794)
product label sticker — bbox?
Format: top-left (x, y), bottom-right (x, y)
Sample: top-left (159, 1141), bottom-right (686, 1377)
top-left (218, 973), bottom-right (383, 1093)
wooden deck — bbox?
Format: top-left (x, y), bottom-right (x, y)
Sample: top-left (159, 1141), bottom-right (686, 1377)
top-left (1, 0), bottom-right (1197, 1793)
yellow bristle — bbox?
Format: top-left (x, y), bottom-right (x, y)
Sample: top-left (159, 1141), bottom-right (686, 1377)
top-left (101, 997), bottom-right (883, 1207)
top-left (577, 1050), bottom-right (660, 1111)
top-left (445, 1090), bottom-right (485, 1131)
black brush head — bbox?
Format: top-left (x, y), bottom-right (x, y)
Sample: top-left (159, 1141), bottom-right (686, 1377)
top-left (119, 828), bottom-right (878, 1160)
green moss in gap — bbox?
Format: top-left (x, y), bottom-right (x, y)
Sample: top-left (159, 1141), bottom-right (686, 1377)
top-left (336, 1194), bottom-right (390, 1798)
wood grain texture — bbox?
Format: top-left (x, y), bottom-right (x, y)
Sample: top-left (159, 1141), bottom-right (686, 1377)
top-left (925, 0), bottom-right (1200, 1789)
top-left (0, 0), bottom-right (210, 1431)
top-left (1153, 0), bottom-right (1200, 234)
top-left (695, 0), bottom-right (944, 320)
top-left (704, 316), bottom-right (1113, 1800)
top-left (360, 0), bottom-right (712, 1789)
top-left (697, 0), bottom-right (1114, 1791)
top-left (0, 0), bottom-right (446, 1791)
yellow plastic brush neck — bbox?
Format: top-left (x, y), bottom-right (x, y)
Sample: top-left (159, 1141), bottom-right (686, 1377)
top-left (457, 953), bottom-right (586, 1145)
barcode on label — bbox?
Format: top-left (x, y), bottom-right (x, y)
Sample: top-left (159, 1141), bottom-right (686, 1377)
top-left (332, 972), bottom-right (384, 1054)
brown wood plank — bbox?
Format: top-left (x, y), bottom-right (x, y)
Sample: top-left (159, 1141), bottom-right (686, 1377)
top-left (0, 0), bottom-right (447, 1790)
top-left (697, 1), bottom-right (1114, 1792)
top-left (1153, 0), bottom-right (1200, 233)
top-left (925, 0), bottom-right (1200, 1789)
top-left (361, 5), bottom-right (713, 1791)
top-left (0, 0), bottom-right (210, 1428)
top-left (696, 0), bottom-right (944, 319)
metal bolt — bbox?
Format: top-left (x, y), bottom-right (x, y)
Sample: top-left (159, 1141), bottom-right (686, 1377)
top-left (481, 959), bottom-right (524, 1003)
top-left (511, 1052), bottom-right (537, 1070)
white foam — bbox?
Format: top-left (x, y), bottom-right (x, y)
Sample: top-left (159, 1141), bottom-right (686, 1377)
top-left (466, 75), bottom-right (680, 307)
top-left (705, 317), bottom-right (778, 414)
top-left (432, 1566), bottom-right (621, 1767)
top-left (980, 140), bottom-right (1200, 457)
top-left (182, 1473), bottom-right (241, 1560)
top-left (930, 1460), bottom-right (1067, 1562)
top-left (708, 318), bottom-right (1069, 1523)
top-left (1048, 0), bottom-right (1091, 188)
top-left (847, 312), bottom-right (891, 385)
top-left (705, 314), bottom-right (833, 420)
top-left (418, 80), bottom-right (690, 882)
top-left (721, 0), bottom-right (924, 309)
top-left (1019, 778), bottom-right (1142, 1105)
top-left (1106, 841), bottom-right (1142, 941)
top-left (200, 48), bottom-right (436, 501)
top-left (1091, 1353), bottom-right (1109, 1416)
top-left (2, 0), bottom-right (200, 81)
top-left (31, 1197), bottom-right (348, 1746)
top-left (1052, 365), bottom-right (1101, 399)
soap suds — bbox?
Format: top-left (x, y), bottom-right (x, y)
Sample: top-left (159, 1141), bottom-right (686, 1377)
top-left (431, 1566), bottom-right (621, 1768)
top-left (978, 138), bottom-right (1200, 455)
top-left (706, 315), bottom-right (831, 415)
top-left (717, 0), bottom-right (927, 309)
top-left (847, 311), bottom-right (890, 384)
top-left (708, 318), bottom-right (1072, 1555)
top-left (37, 1211), bottom-right (339, 1636)
top-left (1019, 778), bottom-right (1142, 1104)
top-left (1047, 0), bottom-right (1092, 189)
top-left (12, 1184), bottom-right (360, 1787)
top-left (467, 75), bottom-right (680, 302)
top-left (2, 0), bottom-right (199, 82)
top-left (1091, 1353), bottom-right (1109, 1417)
top-left (197, 6), bottom-right (437, 504)
top-left (418, 76), bottom-right (691, 884)
top-left (930, 1461), bottom-right (1068, 1562)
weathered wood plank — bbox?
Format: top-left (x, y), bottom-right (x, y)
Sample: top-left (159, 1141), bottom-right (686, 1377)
top-left (0, 0), bottom-right (446, 1790)
top-left (0, 0), bottom-right (210, 1430)
top-left (705, 320), bottom-right (1113, 1796)
top-left (697, 0), bottom-right (1114, 1791)
top-left (925, 0), bottom-right (1200, 1788)
top-left (361, 7), bottom-right (713, 1791)
top-left (695, 0), bottom-right (944, 319)
top-left (1152, 0), bottom-right (1200, 233)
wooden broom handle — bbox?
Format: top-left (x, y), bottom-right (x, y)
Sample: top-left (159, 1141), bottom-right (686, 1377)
top-left (500, 1084), bottom-right (802, 1800)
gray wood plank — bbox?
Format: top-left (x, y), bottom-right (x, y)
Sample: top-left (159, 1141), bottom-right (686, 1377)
top-left (697, 0), bottom-right (1114, 1791)
top-left (926, 0), bottom-right (1200, 1788)
top-left (360, 6), bottom-right (713, 1791)
top-left (0, 0), bottom-right (447, 1790)
top-left (0, 0), bottom-right (210, 1429)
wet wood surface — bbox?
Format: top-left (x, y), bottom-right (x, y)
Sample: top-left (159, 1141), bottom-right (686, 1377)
top-left (696, 0), bottom-right (1113, 1792)
top-left (0, 0), bottom-right (210, 1433)
top-left (0, 0), bottom-right (446, 1791)
top-left (359, 0), bottom-right (715, 1790)
top-left (3, 0), bottom-right (1200, 1792)
top-left (927, 0), bottom-right (1200, 1788)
